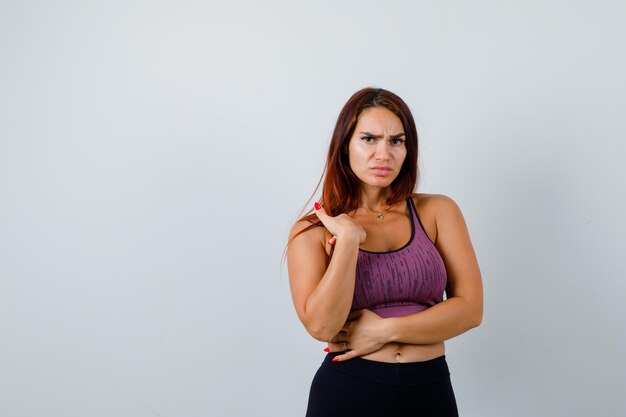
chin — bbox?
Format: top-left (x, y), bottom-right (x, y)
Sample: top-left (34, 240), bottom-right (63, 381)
top-left (366, 179), bottom-right (394, 187)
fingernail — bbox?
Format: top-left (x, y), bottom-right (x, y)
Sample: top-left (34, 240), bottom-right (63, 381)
top-left (314, 202), bottom-right (321, 210)
top-left (331, 357), bottom-right (339, 362)
top-left (324, 347), bottom-right (330, 352)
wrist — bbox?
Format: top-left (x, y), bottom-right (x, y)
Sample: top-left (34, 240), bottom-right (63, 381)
top-left (381, 317), bottom-right (398, 344)
top-left (335, 233), bottom-right (361, 247)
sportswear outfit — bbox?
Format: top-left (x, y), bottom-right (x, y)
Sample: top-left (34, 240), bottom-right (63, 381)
top-left (304, 196), bottom-right (459, 417)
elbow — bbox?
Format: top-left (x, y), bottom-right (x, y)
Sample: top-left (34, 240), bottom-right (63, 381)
top-left (301, 305), bottom-right (345, 342)
top-left (307, 328), bottom-right (333, 342)
top-left (470, 307), bottom-right (483, 329)
top-left (463, 297), bottom-right (482, 329)
top-left (309, 330), bottom-right (331, 343)
top-left (305, 319), bottom-right (337, 342)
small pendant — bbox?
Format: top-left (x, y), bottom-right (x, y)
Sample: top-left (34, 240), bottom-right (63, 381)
top-left (376, 213), bottom-right (384, 221)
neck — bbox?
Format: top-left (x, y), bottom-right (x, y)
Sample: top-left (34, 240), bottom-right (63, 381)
top-left (358, 186), bottom-right (392, 212)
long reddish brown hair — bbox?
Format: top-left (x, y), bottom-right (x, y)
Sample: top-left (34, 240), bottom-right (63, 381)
top-left (281, 87), bottom-right (420, 264)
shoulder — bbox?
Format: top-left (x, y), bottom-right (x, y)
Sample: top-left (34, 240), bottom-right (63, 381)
top-left (288, 217), bottom-right (328, 251)
top-left (410, 193), bottom-right (464, 243)
top-left (287, 217), bottom-right (331, 277)
top-left (289, 217), bottom-right (322, 240)
top-left (410, 192), bottom-right (459, 213)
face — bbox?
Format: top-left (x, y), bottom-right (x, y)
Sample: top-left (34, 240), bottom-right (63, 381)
top-left (347, 106), bottom-right (407, 188)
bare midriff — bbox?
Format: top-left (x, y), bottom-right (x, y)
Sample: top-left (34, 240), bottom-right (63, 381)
top-left (358, 341), bottom-right (445, 363)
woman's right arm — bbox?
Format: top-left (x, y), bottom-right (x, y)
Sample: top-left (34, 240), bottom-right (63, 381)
top-left (287, 220), bottom-right (361, 342)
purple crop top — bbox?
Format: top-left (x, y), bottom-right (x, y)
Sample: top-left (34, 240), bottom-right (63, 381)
top-left (330, 196), bottom-right (447, 318)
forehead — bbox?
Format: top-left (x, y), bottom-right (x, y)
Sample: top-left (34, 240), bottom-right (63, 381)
top-left (354, 107), bottom-right (404, 132)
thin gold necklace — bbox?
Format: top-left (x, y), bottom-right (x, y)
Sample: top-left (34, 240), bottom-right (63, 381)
top-left (363, 204), bottom-right (390, 221)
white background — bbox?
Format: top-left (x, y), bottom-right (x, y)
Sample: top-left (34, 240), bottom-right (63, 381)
top-left (1, 1), bottom-right (625, 416)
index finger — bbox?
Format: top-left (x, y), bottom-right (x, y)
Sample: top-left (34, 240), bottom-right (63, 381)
top-left (313, 201), bottom-right (325, 214)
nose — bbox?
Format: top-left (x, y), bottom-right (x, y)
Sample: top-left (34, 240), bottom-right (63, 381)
top-left (374, 141), bottom-right (391, 161)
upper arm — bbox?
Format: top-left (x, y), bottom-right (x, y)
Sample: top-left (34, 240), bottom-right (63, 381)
top-left (287, 220), bottom-right (329, 331)
top-left (432, 195), bottom-right (483, 322)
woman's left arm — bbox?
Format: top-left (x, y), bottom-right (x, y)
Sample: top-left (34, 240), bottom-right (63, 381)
top-left (329, 195), bottom-right (483, 359)
top-left (383, 194), bottom-right (483, 344)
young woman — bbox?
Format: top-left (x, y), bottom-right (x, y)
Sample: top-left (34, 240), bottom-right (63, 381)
top-left (285, 87), bottom-right (483, 416)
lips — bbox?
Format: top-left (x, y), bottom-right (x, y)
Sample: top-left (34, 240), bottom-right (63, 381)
top-left (370, 166), bottom-right (392, 176)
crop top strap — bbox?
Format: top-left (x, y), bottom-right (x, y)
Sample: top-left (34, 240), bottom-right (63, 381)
top-left (406, 194), bottom-right (417, 221)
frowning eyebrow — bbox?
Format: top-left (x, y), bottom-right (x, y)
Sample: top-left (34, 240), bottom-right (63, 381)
top-left (359, 131), bottom-right (406, 139)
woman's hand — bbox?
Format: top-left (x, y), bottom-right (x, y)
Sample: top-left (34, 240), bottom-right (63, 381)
top-left (326, 309), bottom-right (389, 362)
top-left (314, 202), bottom-right (366, 245)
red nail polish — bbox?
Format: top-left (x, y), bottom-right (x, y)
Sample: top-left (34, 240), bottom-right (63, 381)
top-left (324, 347), bottom-right (329, 352)
top-left (314, 202), bottom-right (321, 210)
top-left (331, 357), bottom-right (339, 362)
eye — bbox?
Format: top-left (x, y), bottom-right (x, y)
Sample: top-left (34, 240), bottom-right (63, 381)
top-left (361, 136), bottom-right (376, 143)
top-left (391, 138), bottom-right (405, 145)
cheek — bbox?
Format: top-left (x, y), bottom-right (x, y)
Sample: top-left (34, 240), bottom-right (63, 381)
top-left (354, 151), bottom-right (372, 170)
top-left (348, 145), bottom-right (365, 162)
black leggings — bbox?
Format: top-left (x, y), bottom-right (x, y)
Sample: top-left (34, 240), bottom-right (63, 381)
top-left (305, 352), bottom-right (459, 417)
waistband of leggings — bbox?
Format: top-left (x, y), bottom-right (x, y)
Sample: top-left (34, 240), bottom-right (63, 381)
top-left (321, 351), bottom-right (451, 386)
